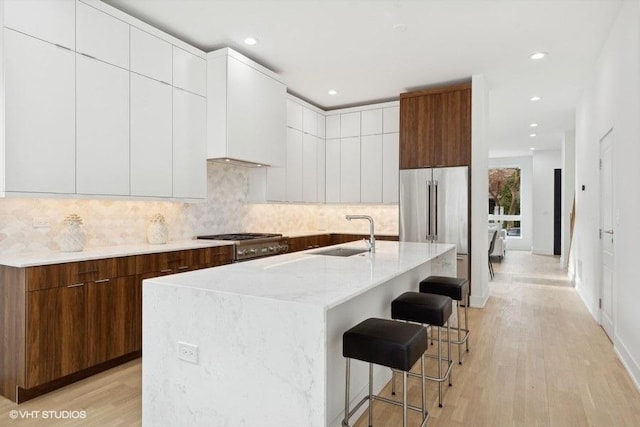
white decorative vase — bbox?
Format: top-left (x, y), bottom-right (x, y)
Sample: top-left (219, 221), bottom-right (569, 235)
top-left (59, 214), bottom-right (85, 252)
top-left (147, 214), bottom-right (168, 244)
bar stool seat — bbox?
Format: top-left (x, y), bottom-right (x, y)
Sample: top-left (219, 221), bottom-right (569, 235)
top-left (391, 292), bottom-right (453, 408)
top-left (342, 318), bottom-right (429, 427)
top-left (420, 276), bottom-right (471, 365)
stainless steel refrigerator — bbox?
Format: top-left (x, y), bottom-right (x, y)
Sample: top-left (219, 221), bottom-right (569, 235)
top-left (399, 167), bottom-right (469, 279)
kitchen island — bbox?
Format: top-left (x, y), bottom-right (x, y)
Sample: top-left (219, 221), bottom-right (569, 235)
top-left (142, 240), bottom-right (456, 427)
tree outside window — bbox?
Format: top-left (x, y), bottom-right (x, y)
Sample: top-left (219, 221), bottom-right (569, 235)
top-left (489, 168), bottom-right (521, 234)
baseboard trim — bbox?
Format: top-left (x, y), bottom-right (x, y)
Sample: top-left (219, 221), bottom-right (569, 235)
top-left (614, 336), bottom-right (640, 393)
top-left (574, 281), bottom-right (598, 322)
top-left (470, 292), bottom-right (489, 308)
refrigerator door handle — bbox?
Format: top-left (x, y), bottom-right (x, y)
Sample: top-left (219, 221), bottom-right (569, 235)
top-left (427, 180), bottom-right (432, 240)
top-left (434, 180), bottom-right (439, 241)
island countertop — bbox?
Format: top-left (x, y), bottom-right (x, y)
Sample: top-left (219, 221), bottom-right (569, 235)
top-left (145, 240), bottom-right (456, 310)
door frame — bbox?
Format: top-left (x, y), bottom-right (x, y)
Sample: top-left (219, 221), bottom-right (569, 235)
top-left (599, 127), bottom-right (615, 340)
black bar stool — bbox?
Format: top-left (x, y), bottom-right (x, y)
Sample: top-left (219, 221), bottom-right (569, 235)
top-left (391, 291), bottom-right (453, 408)
top-left (342, 318), bottom-right (429, 427)
top-left (420, 276), bottom-right (470, 364)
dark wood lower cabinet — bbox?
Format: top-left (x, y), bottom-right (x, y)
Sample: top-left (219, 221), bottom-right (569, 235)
top-left (0, 245), bottom-right (233, 403)
top-left (285, 233), bottom-right (399, 253)
top-left (25, 285), bottom-right (87, 388)
top-left (87, 276), bottom-right (140, 366)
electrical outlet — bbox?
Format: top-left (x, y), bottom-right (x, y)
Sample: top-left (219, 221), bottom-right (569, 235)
top-left (33, 217), bottom-right (50, 228)
top-left (177, 342), bottom-right (198, 364)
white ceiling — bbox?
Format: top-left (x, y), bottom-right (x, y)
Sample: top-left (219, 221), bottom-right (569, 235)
top-left (104, 0), bottom-right (623, 158)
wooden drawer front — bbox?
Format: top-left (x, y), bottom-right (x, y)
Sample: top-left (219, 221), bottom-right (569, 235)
top-left (26, 256), bottom-right (136, 291)
top-left (198, 246), bottom-right (234, 268)
top-left (136, 250), bottom-right (191, 274)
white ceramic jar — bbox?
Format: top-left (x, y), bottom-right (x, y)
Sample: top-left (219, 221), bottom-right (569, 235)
top-left (59, 214), bottom-right (85, 252)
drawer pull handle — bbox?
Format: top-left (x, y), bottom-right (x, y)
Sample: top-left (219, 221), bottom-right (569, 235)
top-left (95, 278), bottom-right (110, 283)
top-left (177, 266), bottom-right (190, 270)
top-left (160, 269), bottom-right (173, 273)
top-left (66, 283), bottom-right (85, 288)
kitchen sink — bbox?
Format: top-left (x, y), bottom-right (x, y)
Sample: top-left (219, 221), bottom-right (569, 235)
top-left (311, 247), bottom-right (369, 257)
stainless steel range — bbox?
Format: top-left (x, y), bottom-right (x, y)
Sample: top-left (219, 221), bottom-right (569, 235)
top-left (197, 233), bottom-right (288, 262)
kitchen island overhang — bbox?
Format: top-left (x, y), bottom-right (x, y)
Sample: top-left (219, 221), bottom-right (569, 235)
top-left (142, 241), bottom-right (456, 427)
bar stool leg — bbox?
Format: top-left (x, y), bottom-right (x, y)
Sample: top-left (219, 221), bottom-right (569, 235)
top-left (344, 358), bottom-right (350, 427)
top-left (421, 351), bottom-right (426, 417)
top-left (457, 302), bottom-right (462, 364)
top-left (437, 326), bottom-right (442, 408)
top-left (403, 370), bottom-right (408, 427)
top-left (391, 369), bottom-right (396, 396)
top-left (448, 321), bottom-right (452, 387)
top-left (369, 363), bottom-right (373, 427)
top-left (465, 294), bottom-right (470, 352)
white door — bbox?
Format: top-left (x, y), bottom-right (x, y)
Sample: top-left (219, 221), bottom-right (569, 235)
top-left (599, 129), bottom-right (615, 340)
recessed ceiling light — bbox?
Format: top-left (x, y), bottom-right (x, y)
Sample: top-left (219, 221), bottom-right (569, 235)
top-left (529, 52), bottom-right (547, 60)
top-left (392, 23), bottom-right (408, 32)
top-left (530, 133), bottom-right (537, 137)
top-left (530, 147), bottom-right (536, 151)
top-left (328, 89), bottom-right (337, 96)
top-left (244, 37), bottom-right (258, 46)
top-left (530, 123), bottom-right (538, 127)
top-left (530, 96), bottom-right (541, 102)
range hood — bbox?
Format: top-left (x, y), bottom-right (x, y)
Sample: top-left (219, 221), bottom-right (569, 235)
top-left (209, 158), bottom-right (266, 168)
top-left (207, 48), bottom-right (286, 168)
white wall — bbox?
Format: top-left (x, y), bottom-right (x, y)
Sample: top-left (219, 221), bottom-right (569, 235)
top-left (470, 74), bottom-right (489, 308)
top-left (488, 155), bottom-right (533, 251)
top-left (561, 131), bottom-right (576, 267)
top-left (573, 0), bottom-right (640, 388)
top-left (532, 149), bottom-right (562, 255)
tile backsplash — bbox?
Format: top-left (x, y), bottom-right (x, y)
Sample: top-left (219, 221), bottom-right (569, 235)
top-left (0, 162), bottom-right (399, 254)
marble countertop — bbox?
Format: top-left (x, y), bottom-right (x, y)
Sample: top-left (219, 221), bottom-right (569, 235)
top-left (145, 240), bottom-right (455, 310)
top-left (0, 240), bottom-right (234, 268)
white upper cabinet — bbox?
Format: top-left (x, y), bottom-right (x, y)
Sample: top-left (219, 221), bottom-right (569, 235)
top-left (316, 139), bottom-right (326, 203)
top-left (76, 1), bottom-right (129, 69)
top-left (326, 115), bottom-right (341, 139)
top-left (173, 46), bottom-right (206, 96)
top-left (382, 133), bottom-right (399, 203)
top-left (302, 133), bottom-right (318, 202)
top-left (317, 115), bottom-right (326, 139)
top-left (383, 106), bottom-right (400, 133)
top-left (286, 128), bottom-right (303, 202)
top-left (286, 99), bottom-right (303, 130)
top-left (361, 109), bottom-right (383, 136)
top-left (340, 112), bottom-right (361, 138)
top-left (4, 0), bottom-right (75, 49)
top-left (340, 137), bottom-right (361, 203)
top-left (173, 88), bottom-right (207, 199)
top-left (303, 107), bottom-right (318, 136)
top-left (130, 74), bottom-right (173, 197)
top-left (266, 168), bottom-right (286, 202)
top-left (3, 29), bottom-right (76, 194)
top-left (130, 27), bottom-right (172, 83)
top-left (208, 48), bottom-right (286, 167)
top-left (325, 139), bottom-right (341, 203)
top-left (76, 54), bottom-right (130, 196)
top-left (361, 135), bottom-right (383, 203)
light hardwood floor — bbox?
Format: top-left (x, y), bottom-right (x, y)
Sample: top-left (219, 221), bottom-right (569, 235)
top-left (2, 251), bottom-right (640, 426)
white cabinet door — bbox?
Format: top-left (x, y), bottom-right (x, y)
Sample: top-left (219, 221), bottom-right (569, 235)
top-left (382, 133), bottom-right (400, 203)
top-left (317, 114), bottom-right (326, 139)
top-left (303, 107), bottom-right (317, 136)
top-left (76, 54), bottom-right (129, 196)
top-left (173, 89), bottom-right (207, 199)
top-left (326, 115), bottom-right (340, 139)
top-left (286, 99), bottom-right (303, 130)
top-left (4, 0), bottom-right (75, 49)
top-left (361, 135), bottom-right (383, 203)
top-left (383, 106), bottom-right (400, 133)
top-left (302, 134), bottom-right (318, 202)
top-left (226, 56), bottom-right (286, 167)
top-left (76, 1), bottom-right (129, 69)
top-left (325, 139), bottom-right (341, 203)
top-left (266, 168), bottom-right (286, 202)
top-left (340, 137), bottom-right (360, 203)
top-left (173, 47), bottom-right (206, 96)
top-left (4, 29), bottom-right (76, 194)
top-left (361, 109), bottom-right (383, 136)
top-left (130, 74), bottom-right (173, 197)
top-left (130, 27), bottom-right (172, 83)
top-left (340, 112), bottom-right (360, 138)
top-left (286, 128), bottom-right (303, 202)
top-left (317, 139), bottom-right (326, 203)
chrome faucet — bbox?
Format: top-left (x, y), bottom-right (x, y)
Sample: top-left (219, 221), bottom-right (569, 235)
top-left (345, 215), bottom-right (375, 252)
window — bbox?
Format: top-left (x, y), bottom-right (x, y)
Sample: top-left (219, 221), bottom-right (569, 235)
top-left (489, 167), bottom-right (521, 236)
